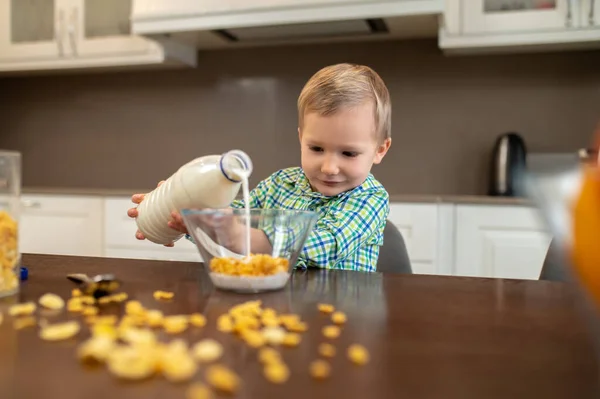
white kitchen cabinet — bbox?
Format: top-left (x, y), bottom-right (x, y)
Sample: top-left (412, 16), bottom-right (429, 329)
top-left (440, 0), bottom-right (600, 54)
top-left (103, 197), bottom-right (202, 263)
top-left (388, 203), bottom-right (439, 275)
top-left (19, 194), bottom-right (104, 257)
top-left (462, 0), bottom-right (576, 34)
top-left (0, 0), bottom-right (195, 73)
top-left (454, 204), bottom-right (552, 280)
top-left (581, 0), bottom-right (600, 27)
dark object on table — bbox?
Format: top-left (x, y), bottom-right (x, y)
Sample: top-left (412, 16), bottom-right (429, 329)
top-left (377, 220), bottom-right (412, 274)
top-left (489, 132), bottom-right (527, 197)
top-left (539, 239), bottom-right (569, 282)
top-left (20, 266), bottom-right (28, 280)
top-left (66, 273), bottom-right (121, 298)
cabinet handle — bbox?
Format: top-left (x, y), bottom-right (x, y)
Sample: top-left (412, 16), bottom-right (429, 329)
top-left (21, 200), bottom-right (41, 208)
top-left (591, 0), bottom-right (597, 25)
top-left (68, 7), bottom-right (79, 56)
top-left (565, 0), bottom-right (573, 27)
top-left (55, 8), bottom-right (65, 56)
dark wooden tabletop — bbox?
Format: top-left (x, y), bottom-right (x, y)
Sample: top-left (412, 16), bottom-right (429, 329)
top-left (0, 254), bottom-right (598, 399)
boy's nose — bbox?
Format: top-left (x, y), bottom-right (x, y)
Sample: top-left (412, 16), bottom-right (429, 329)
top-left (321, 158), bottom-right (339, 175)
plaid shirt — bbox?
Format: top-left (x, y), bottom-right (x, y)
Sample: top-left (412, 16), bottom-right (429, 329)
top-left (231, 167), bottom-right (389, 272)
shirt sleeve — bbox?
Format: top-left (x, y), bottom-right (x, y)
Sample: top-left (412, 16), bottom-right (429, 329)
top-left (300, 188), bottom-right (389, 270)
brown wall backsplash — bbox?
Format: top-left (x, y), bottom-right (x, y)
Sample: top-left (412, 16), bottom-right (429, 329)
top-left (0, 39), bottom-right (599, 196)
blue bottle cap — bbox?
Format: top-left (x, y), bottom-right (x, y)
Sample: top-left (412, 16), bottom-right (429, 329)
top-left (20, 267), bottom-right (28, 281)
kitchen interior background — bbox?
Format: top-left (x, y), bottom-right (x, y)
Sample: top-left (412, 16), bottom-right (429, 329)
top-left (0, 38), bottom-right (598, 196)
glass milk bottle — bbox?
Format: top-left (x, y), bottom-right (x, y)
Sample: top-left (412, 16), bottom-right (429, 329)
top-left (0, 151), bottom-right (21, 298)
top-left (135, 149), bottom-right (253, 245)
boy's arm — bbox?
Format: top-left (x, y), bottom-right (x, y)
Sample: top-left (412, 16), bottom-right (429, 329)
top-left (300, 190), bottom-right (388, 271)
top-left (186, 175), bottom-right (274, 253)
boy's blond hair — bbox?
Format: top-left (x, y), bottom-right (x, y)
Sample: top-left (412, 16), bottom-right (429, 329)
top-left (297, 63), bottom-right (391, 142)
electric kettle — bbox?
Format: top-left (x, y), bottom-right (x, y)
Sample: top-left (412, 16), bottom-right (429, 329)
top-left (488, 132), bottom-right (527, 197)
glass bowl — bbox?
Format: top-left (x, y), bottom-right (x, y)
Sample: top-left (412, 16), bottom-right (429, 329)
top-left (180, 208), bottom-right (318, 293)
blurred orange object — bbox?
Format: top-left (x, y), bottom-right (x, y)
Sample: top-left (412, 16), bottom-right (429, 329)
top-left (571, 124), bottom-right (600, 310)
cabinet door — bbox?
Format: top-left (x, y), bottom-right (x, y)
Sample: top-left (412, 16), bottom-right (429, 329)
top-left (581, 0), bottom-right (599, 27)
top-left (71, 0), bottom-right (152, 59)
top-left (19, 195), bottom-right (103, 257)
top-left (463, 0), bottom-right (578, 34)
top-left (387, 203), bottom-right (438, 275)
top-left (103, 197), bottom-right (202, 261)
top-left (0, 0), bottom-right (70, 62)
top-left (454, 205), bottom-right (552, 280)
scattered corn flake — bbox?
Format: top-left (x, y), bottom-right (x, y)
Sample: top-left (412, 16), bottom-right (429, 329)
top-left (98, 293), bottom-right (128, 305)
top-left (186, 383), bottom-right (214, 399)
top-left (309, 360), bottom-right (331, 379)
top-left (77, 336), bottom-right (116, 364)
top-left (71, 288), bottom-right (82, 297)
top-left (261, 316), bottom-right (280, 327)
top-left (189, 313), bottom-right (207, 328)
top-left (232, 315), bottom-right (260, 333)
top-left (241, 329), bottom-right (266, 348)
top-left (125, 300), bottom-right (144, 316)
top-left (258, 347), bottom-right (281, 365)
top-left (347, 344), bottom-right (370, 365)
top-left (322, 325), bottom-right (341, 339)
top-left (192, 339), bottom-right (223, 363)
top-left (153, 290), bottom-right (175, 301)
top-left (286, 321), bottom-right (308, 333)
top-left (9, 302), bottom-right (36, 317)
top-left (107, 346), bottom-right (157, 380)
top-left (264, 362), bottom-right (290, 384)
top-left (161, 346), bottom-right (197, 383)
top-left (318, 343), bottom-right (336, 358)
top-left (331, 311), bottom-right (347, 325)
top-left (120, 327), bottom-right (157, 347)
top-left (79, 296), bottom-right (96, 306)
top-left (39, 320), bottom-right (80, 341)
top-left (163, 315), bottom-right (189, 334)
top-left (38, 293), bottom-right (65, 310)
top-left (67, 298), bottom-right (84, 313)
top-left (146, 310), bottom-right (164, 328)
top-left (206, 364), bottom-right (240, 394)
top-left (13, 316), bottom-right (36, 330)
top-left (94, 315), bottom-right (118, 326)
top-left (82, 306), bottom-right (99, 317)
top-left (0, 313), bottom-right (3, 326)
top-left (262, 326), bottom-right (286, 345)
top-left (217, 314), bottom-right (234, 333)
top-left (317, 303), bottom-right (335, 314)
top-left (91, 324), bottom-right (118, 339)
top-left (282, 333), bottom-right (301, 347)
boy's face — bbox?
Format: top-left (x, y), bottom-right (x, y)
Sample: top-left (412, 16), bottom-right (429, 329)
top-left (298, 102), bottom-right (391, 197)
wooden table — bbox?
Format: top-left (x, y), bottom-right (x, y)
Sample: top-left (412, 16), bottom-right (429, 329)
top-left (0, 254), bottom-right (598, 399)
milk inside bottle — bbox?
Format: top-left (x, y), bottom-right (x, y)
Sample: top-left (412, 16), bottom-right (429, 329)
top-left (135, 150), bottom-right (253, 245)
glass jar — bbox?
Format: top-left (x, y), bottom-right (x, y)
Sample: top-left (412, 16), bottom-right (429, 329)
top-left (0, 150), bottom-right (21, 298)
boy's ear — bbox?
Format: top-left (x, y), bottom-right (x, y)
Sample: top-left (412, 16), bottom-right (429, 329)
top-left (298, 127), bottom-right (302, 143)
top-left (373, 138), bottom-right (391, 164)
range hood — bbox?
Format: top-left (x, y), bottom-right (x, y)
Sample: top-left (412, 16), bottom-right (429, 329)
top-left (131, 0), bottom-right (443, 49)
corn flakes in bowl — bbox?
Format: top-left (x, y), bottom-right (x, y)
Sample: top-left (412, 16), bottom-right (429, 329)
top-left (180, 208), bottom-right (318, 293)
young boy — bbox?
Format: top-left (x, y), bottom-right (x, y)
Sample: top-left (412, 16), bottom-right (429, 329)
top-left (128, 63), bottom-right (392, 272)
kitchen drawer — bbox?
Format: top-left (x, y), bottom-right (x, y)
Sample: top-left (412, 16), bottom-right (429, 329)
top-left (104, 197), bottom-right (200, 258)
top-left (20, 194), bottom-right (104, 257)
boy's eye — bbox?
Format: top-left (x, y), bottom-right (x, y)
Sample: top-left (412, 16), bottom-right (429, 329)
top-left (309, 146), bottom-right (323, 152)
top-left (343, 151), bottom-right (359, 158)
